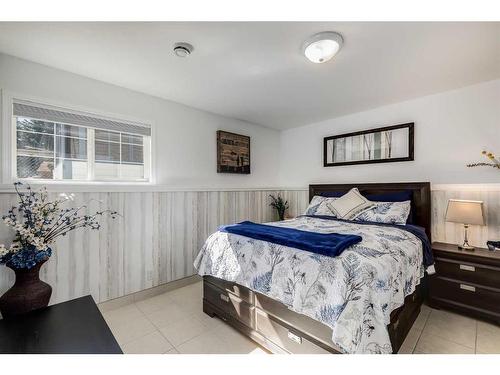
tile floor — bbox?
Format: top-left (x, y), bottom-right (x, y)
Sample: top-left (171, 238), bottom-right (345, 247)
top-left (398, 303), bottom-right (500, 354)
top-left (100, 281), bottom-right (500, 354)
top-left (100, 281), bottom-right (267, 354)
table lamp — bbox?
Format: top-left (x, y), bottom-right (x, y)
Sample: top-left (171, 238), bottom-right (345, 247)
top-left (445, 199), bottom-right (485, 250)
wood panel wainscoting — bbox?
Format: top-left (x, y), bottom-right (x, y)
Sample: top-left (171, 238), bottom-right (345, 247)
top-left (1, 184), bottom-right (496, 310)
top-left (0, 189), bottom-right (307, 306)
top-left (432, 187), bottom-right (500, 249)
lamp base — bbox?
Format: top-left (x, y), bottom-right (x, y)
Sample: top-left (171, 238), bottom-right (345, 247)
top-left (459, 243), bottom-right (475, 251)
top-left (459, 224), bottom-right (475, 251)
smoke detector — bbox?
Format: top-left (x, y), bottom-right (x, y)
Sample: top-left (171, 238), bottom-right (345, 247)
top-left (173, 42), bottom-right (193, 57)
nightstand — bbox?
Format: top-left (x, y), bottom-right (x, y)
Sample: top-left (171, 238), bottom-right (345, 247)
top-left (428, 242), bottom-right (500, 324)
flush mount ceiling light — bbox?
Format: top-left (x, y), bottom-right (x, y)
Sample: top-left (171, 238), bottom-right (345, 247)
top-left (302, 32), bottom-right (343, 64)
top-left (173, 42), bottom-right (194, 57)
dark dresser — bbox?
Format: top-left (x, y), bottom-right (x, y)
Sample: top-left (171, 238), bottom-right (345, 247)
top-left (429, 242), bottom-right (500, 324)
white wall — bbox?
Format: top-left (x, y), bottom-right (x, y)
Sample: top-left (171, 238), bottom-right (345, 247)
top-left (279, 79), bottom-right (500, 187)
top-left (0, 53), bottom-right (281, 189)
top-left (2, 53), bottom-right (497, 190)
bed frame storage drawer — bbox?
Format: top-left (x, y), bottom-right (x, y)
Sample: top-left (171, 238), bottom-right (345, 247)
top-left (388, 286), bottom-right (422, 350)
top-left (254, 293), bottom-right (335, 348)
top-left (203, 274), bottom-right (422, 353)
top-left (203, 280), bottom-right (255, 328)
top-left (255, 309), bottom-right (331, 354)
top-left (434, 258), bottom-right (500, 289)
top-left (203, 276), bottom-right (254, 304)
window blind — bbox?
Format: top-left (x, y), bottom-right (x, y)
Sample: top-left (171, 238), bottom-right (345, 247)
top-left (13, 100), bottom-right (151, 136)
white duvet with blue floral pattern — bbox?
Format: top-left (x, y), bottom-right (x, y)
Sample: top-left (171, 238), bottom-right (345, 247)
top-left (194, 216), bottom-right (424, 354)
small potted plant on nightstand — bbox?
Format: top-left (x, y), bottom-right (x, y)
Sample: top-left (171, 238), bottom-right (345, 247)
top-left (269, 194), bottom-right (289, 221)
top-left (0, 182), bottom-right (118, 318)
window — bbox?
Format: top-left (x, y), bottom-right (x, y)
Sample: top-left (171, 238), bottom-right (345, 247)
top-left (13, 100), bottom-right (151, 182)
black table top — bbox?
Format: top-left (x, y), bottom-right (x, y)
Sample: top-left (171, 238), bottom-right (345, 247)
top-left (0, 295), bottom-right (122, 354)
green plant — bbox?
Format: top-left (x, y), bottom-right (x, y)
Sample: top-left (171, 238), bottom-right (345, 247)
top-left (269, 194), bottom-right (289, 221)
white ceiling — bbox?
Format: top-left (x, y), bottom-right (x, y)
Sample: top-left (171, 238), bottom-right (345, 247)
top-left (0, 22), bottom-right (498, 130)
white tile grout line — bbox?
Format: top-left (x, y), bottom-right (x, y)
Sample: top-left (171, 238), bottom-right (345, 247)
top-left (413, 308), bottom-right (481, 354)
top-left (132, 294), bottom-right (256, 354)
top-left (412, 307), bottom-right (431, 353)
top-left (125, 294), bottom-right (217, 352)
top-left (120, 307), bottom-right (163, 349)
top-left (143, 315), bottom-right (176, 352)
top-left (413, 332), bottom-right (476, 354)
top-left (474, 320), bottom-right (478, 354)
top-left (135, 299), bottom-right (187, 351)
top-left (104, 292), bottom-right (176, 351)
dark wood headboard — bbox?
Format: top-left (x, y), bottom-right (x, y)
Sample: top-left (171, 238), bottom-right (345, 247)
top-left (309, 182), bottom-right (431, 241)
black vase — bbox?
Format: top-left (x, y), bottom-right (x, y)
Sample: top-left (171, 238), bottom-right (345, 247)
top-left (277, 209), bottom-right (286, 221)
top-left (0, 259), bottom-right (52, 318)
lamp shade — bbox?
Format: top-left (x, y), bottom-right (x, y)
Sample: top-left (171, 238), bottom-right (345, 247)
top-left (445, 199), bottom-right (485, 225)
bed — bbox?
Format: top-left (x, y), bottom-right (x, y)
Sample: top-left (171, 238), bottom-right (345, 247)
top-left (195, 182), bottom-right (431, 354)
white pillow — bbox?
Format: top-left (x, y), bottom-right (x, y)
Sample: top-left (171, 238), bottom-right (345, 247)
top-left (304, 195), bottom-right (324, 215)
top-left (354, 200), bottom-right (411, 225)
top-left (326, 188), bottom-right (375, 220)
top-left (315, 198), bottom-right (339, 216)
top-left (304, 196), bottom-right (338, 216)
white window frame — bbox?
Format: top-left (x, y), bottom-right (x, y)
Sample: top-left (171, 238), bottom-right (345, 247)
top-left (1, 90), bottom-right (155, 185)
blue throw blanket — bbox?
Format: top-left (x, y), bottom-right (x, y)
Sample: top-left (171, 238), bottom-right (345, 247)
top-left (219, 220), bottom-right (362, 257)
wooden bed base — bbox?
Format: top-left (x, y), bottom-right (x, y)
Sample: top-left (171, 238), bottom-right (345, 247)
top-left (203, 275), bottom-right (423, 354)
top-left (201, 182), bottom-right (431, 354)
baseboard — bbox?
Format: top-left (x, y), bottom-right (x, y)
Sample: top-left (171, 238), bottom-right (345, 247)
top-left (97, 275), bottom-right (202, 312)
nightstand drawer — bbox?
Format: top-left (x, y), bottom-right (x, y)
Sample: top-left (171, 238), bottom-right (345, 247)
top-left (430, 276), bottom-right (500, 314)
top-left (434, 258), bottom-right (500, 289)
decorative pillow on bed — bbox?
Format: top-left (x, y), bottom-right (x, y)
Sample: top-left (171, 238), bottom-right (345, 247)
top-left (354, 200), bottom-right (411, 225)
top-left (303, 196), bottom-right (338, 216)
top-left (326, 188), bottom-right (375, 220)
top-left (364, 190), bottom-right (415, 224)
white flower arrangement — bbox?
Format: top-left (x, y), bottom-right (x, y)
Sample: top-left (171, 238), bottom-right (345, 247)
top-left (0, 182), bottom-right (118, 269)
